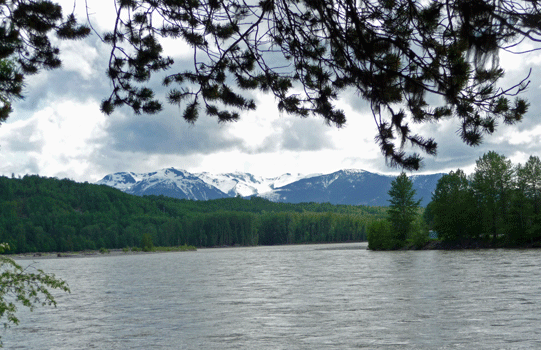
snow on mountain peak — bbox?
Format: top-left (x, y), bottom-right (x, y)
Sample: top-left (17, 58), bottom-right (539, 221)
top-left (341, 169), bottom-right (368, 176)
top-left (96, 171), bottom-right (139, 191)
top-left (195, 171), bottom-right (311, 197)
top-left (271, 172), bottom-right (320, 188)
top-left (97, 168), bottom-right (331, 199)
top-left (96, 168), bottom-right (443, 206)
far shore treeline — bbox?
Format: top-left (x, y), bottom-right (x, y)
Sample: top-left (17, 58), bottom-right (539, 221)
top-left (0, 175), bottom-right (385, 253)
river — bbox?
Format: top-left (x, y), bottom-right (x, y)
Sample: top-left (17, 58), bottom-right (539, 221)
top-left (4, 243), bottom-right (541, 349)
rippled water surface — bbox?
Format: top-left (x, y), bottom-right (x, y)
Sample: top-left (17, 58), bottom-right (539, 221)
top-left (5, 243), bottom-right (541, 349)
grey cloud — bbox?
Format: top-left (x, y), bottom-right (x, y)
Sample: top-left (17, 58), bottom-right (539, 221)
top-left (345, 58), bottom-right (541, 174)
top-left (12, 37), bottom-right (201, 117)
top-left (339, 88), bottom-right (372, 117)
top-left (21, 157), bottom-right (41, 175)
top-left (403, 113), bottom-right (541, 174)
top-left (8, 28), bottom-right (541, 179)
top-left (254, 116), bottom-right (335, 153)
top-left (2, 155), bottom-right (41, 177)
top-left (2, 122), bottom-right (43, 153)
top-left (102, 107), bottom-right (245, 156)
top-left (16, 71), bottom-right (109, 113)
top-left (281, 124), bottom-right (332, 150)
top-left (12, 37), bottom-right (111, 114)
top-left (357, 120), bottom-right (508, 174)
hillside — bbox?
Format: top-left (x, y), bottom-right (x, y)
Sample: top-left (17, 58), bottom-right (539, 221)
top-left (0, 175), bottom-right (387, 253)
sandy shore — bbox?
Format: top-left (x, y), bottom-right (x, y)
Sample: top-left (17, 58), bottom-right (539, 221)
top-left (11, 248), bottom-right (195, 260)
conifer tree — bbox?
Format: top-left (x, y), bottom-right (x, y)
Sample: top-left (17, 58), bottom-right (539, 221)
top-left (0, 0), bottom-right (90, 123)
top-left (387, 172), bottom-right (420, 241)
top-left (101, 0), bottom-right (539, 170)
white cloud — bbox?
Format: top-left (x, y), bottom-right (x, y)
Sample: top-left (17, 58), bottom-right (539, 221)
top-left (0, 98), bottom-right (107, 181)
top-left (70, 0), bottom-right (116, 33)
top-left (500, 43), bottom-right (541, 72)
top-left (508, 151), bottom-right (531, 166)
top-left (58, 40), bottom-right (100, 80)
top-left (227, 93), bottom-right (281, 148)
top-left (501, 125), bottom-right (541, 146)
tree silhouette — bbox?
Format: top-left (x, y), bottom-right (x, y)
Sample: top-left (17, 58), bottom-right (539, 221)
top-left (101, 0), bottom-right (539, 170)
top-left (0, 0), bottom-right (90, 122)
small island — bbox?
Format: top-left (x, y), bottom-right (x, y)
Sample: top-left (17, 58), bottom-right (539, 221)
top-left (368, 151), bottom-right (541, 250)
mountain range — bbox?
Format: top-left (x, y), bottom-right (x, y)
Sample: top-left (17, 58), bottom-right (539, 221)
top-left (96, 168), bottom-right (444, 206)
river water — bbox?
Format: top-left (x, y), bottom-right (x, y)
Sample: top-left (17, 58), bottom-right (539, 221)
top-left (4, 243), bottom-right (541, 349)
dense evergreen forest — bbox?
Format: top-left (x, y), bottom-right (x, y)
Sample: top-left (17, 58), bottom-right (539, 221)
top-left (0, 175), bottom-right (385, 253)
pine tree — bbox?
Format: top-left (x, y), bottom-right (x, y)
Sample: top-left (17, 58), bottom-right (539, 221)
top-left (0, 0), bottom-right (90, 123)
top-left (387, 173), bottom-right (421, 242)
top-left (100, 0), bottom-right (539, 170)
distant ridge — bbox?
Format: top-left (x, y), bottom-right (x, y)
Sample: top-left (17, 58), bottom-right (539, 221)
top-left (96, 168), bottom-right (444, 206)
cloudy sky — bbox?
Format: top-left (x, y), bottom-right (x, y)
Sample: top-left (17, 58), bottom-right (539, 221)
top-left (1, 2), bottom-right (540, 183)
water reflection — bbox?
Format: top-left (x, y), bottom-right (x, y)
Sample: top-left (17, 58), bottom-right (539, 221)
top-left (5, 244), bottom-right (541, 349)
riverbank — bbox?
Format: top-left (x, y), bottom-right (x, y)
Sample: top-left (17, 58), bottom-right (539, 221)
top-left (410, 239), bottom-right (541, 250)
top-left (12, 245), bottom-right (197, 260)
top-left (12, 242), bottom-right (369, 259)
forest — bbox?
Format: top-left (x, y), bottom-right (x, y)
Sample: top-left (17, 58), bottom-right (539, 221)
top-left (424, 152), bottom-right (541, 248)
top-left (0, 175), bottom-right (385, 253)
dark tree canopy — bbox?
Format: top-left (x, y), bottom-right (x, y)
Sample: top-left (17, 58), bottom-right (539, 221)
top-left (427, 152), bottom-right (541, 246)
top-left (0, 0), bottom-right (90, 123)
top-left (430, 169), bottom-right (479, 243)
top-left (102, 0), bottom-right (540, 170)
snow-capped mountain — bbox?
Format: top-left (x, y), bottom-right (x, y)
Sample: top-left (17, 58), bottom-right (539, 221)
top-left (260, 169), bottom-right (443, 206)
top-left (196, 171), bottom-right (317, 197)
top-left (96, 168), bottom-right (226, 200)
top-left (96, 168), bottom-right (444, 206)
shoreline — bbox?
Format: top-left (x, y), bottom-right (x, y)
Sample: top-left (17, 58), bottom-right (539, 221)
top-left (13, 240), bottom-right (540, 258)
top-left (408, 239), bottom-right (541, 250)
top-left (11, 247), bottom-right (197, 260)
top-left (11, 242), bottom-right (367, 260)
